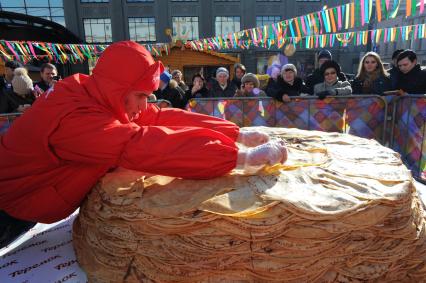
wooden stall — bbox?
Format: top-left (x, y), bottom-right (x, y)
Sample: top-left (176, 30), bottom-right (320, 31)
top-left (157, 45), bottom-right (240, 84)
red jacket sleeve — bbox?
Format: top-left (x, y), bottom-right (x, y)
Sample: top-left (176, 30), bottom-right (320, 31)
top-left (119, 125), bottom-right (238, 179)
top-left (135, 104), bottom-right (240, 141)
top-left (50, 108), bottom-right (238, 179)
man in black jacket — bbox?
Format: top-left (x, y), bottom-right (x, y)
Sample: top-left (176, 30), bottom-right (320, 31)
top-left (305, 49), bottom-right (347, 95)
top-left (0, 61), bottom-right (23, 113)
top-left (33, 63), bottom-right (58, 92)
top-left (396, 50), bottom-right (426, 95)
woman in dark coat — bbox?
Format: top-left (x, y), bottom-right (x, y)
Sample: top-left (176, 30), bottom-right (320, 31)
top-left (351, 52), bottom-right (391, 96)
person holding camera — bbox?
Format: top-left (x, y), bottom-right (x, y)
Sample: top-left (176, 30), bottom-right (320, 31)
top-left (33, 63), bottom-right (60, 95)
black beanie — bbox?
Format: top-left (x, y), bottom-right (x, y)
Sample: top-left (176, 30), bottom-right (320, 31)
top-left (318, 49), bottom-right (332, 61)
top-left (320, 60), bottom-right (341, 77)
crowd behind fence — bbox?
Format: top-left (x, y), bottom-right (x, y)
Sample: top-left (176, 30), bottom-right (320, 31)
top-left (0, 95), bottom-right (424, 182)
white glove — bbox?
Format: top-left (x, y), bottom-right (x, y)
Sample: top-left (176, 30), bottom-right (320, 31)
top-left (236, 139), bottom-right (288, 174)
top-left (237, 130), bottom-right (270, 147)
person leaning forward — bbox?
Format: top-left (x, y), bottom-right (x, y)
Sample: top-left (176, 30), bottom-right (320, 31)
top-left (0, 41), bottom-right (288, 244)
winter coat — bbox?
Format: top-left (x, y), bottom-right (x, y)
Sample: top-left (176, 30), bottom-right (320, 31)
top-left (0, 41), bottom-right (239, 223)
top-left (265, 78), bottom-right (282, 99)
top-left (396, 64), bottom-right (426, 94)
top-left (231, 77), bottom-right (242, 89)
top-left (351, 74), bottom-right (392, 96)
top-left (313, 80), bottom-right (352, 96)
top-left (305, 68), bottom-right (347, 95)
top-left (155, 83), bottom-right (186, 109)
top-left (185, 86), bottom-right (209, 100)
top-left (388, 66), bottom-right (400, 90)
top-left (270, 77), bottom-right (308, 102)
top-left (208, 80), bottom-right (237, 98)
top-left (0, 77), bottom-right (13, 113)
top-left (33, 80), bottom-right (50, 92)
top-left (178, 82), bottom-right (189, 92)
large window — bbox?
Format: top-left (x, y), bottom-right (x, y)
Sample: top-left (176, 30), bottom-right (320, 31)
top-left (83, 18), bottom-right (112, 43)
top-left (215, 16), bottom-right (240, 36)
top-left (128, 17), bottom-right (156, 42)
top-left (256, 16), bottom-right (281, 27)
top-left (0, 0), bottom-right (65, 26)
top-left (172, 16), bottom-right (199, 40)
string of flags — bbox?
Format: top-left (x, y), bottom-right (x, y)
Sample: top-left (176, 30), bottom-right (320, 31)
top-left (0, 0), bottom-right (424, 63)
top-left (187, 0), bottom-right (425, 51)
top-left (186, 23), bottom-right (426, 52)
top-left (0, 41), bottom-right (170, 64)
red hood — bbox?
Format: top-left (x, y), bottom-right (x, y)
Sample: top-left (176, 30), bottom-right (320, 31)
top-left (83, 41), bottom-right (164, 123)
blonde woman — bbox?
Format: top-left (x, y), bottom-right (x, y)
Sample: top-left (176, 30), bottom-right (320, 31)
top-left (351, 52), bottom-right (391, 95)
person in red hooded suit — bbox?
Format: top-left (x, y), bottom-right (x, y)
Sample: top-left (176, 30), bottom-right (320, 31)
top-left (0, 41), bottom-right (287, 248)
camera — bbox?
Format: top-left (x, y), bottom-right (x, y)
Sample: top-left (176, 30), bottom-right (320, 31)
top-left (53, 75), bottom-right (61, 81)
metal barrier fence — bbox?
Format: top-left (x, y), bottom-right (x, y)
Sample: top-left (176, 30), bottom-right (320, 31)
top-left (1, 95), bottom-right (424, 182)
top-left (391, 95), bottom-right (426, 182)
top-left (187, 95), bottom-right (388, 143)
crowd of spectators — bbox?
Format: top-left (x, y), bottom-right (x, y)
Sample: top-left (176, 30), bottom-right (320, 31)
top-left (1, 48), bottom-right (425, 113)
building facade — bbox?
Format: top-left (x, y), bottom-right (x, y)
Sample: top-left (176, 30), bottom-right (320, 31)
top-left (1, 0), bottom-right (424, 76)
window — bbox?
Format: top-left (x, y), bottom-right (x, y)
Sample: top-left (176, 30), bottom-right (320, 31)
top-left (0, 0), bottom-right (65, 26)
top-left (172, 16), bottom-right (199, 40)
top-left (256, 16), bottom-right (281, 27)
top-left (128, 17), bottom-right (156, 42)
top-left (126, 0), bottom-right (153, 2)
top-left (80, 0), bottom-right (109, 2)
top-left (215, 16), bottom-right (240, 36)
top-left (83, 18), bottom-right (112, 43)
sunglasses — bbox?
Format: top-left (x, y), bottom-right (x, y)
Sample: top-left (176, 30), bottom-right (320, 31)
top-left (324, 71), bottom-right (336, 76)
top-left (284, 69), bottom-right (294, 72)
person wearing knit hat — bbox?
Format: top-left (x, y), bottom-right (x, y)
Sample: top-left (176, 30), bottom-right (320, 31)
top-left (317, 49), bottom-right (332, 62)
top-left (0, 40), bottom-right (287, 246)
top-left (281, 64), bottom-right (297, 76)
top-left (235, 73), bottom-right (266, 97)
top-left (313, 60), bottom-right (352, 99)
top-left (268, 64), bottom-right (309, 103)
top-left (4, 67), bottom-right (35, 113)
top-left (209, 67), bottom-right (237, 97)
top-left (160, 71), bottom-right (172, 85)
top-left (305, 49), bottom-right (347, 95)
top-left (12, 68), bottom-right (33, 96)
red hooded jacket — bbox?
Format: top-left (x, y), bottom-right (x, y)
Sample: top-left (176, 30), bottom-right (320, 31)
top-left (0, 41), bottom-right (239, 223)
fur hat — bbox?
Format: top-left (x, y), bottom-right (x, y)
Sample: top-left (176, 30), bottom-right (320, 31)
top-left (320, 60), bottom-right (342, 77)
top-left (160, 71), bottom-right (172, 84)
top-left (241, 73), bottom-right (260, 88)
top-left (281, 64), bottom-right (297, 76)
top-left (12, 67), bottom-right (33, 95)
top-left (216, 67), bottom-right (229, 77)
top-left (318, 49), bottom-right (332, 61)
